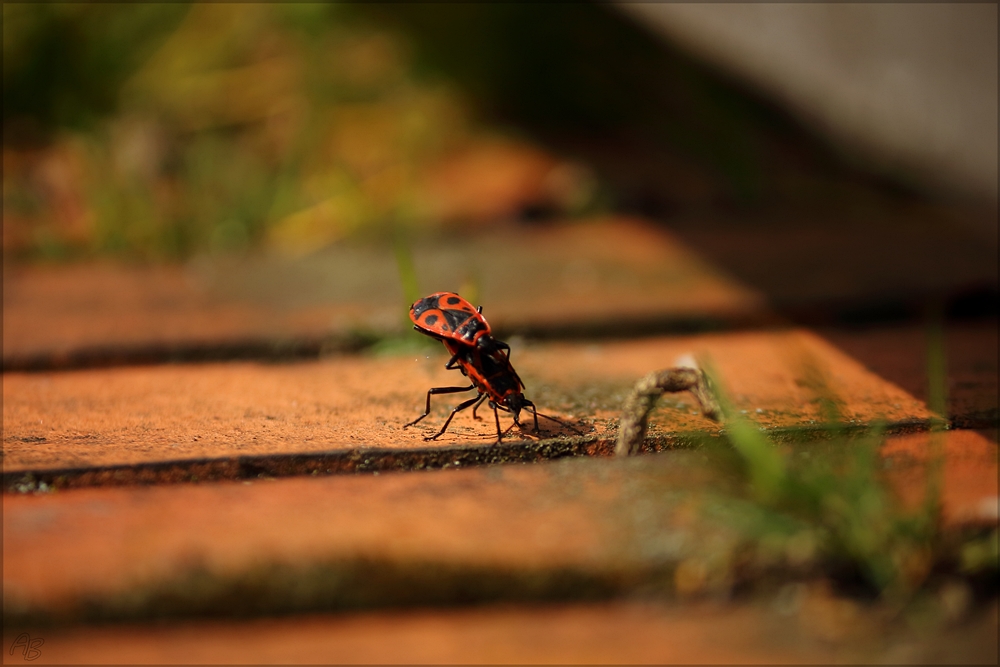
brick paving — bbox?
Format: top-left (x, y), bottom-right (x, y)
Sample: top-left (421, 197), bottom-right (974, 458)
top-left (3, 329), bottom-right (939, 479)
top-left (2, 217), bottom-right (768, 371)
top-left (14, 600), bottom-right (997, 665)
top-left (3, 215), bottom-right (997, 663)
top-left (5, 431), bottom-right (995, 623)
top-left (0, 603), bottom-right (871, 664)
top-left (821, 320), bottom-right (998, 429)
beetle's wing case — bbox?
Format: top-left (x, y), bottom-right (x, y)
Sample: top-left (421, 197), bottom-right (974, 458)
top-left (410, 292), bottom-right (491, 344)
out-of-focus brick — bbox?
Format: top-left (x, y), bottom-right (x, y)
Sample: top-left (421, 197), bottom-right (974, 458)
top-left (669, 207), bottom-right (998, 317)
top-left (6, 598), bottom-right (997, 664)
top-left (5, 431), bottom-right (994, 624)
top-left (0, 602), bottom-right (864, 664)
top-left (2, 217), bottom-right (767, 368)
top-left (882, 430), bottom-right (998, 525)
top-left (2, 455), bottom-right (709, 621)
top-left (823, 319), bottom-right (998, 429)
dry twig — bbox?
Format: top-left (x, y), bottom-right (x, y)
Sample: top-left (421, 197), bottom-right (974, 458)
top-left (615, 367), bottom-right (721, 456)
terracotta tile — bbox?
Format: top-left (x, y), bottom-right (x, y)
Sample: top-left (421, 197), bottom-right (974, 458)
top-left (0, 602), bottom-right (876, 665)
top-left (3, 330), bottom-right (932, 475)
top-left (521, 328), bottom-right (935, 429)
top-left (1, 262), bottom-right (328, 366)
top-left (5, 434), bottom-right (994, 624)
top-left (822, 319), bottom-right (998, 429)
top-left (7, 600), bottom-right (997, 665)
top-left (882, 430), bottom-right (999, 525)
top-left (1, 455), bottom-right (700, 619)
top-left (2, 216), bottom-right (767, 368)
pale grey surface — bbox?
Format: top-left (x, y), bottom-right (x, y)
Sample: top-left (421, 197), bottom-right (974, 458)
top-left (619, 3), bottom-right (998, 207)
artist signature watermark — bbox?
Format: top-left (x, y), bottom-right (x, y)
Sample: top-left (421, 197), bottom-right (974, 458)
top-left (8, 633), bottom-right (44, 661)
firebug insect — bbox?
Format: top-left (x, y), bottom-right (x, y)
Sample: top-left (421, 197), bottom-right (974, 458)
top-left (404, 293), bottom-right (571, 442)
top-left (410, 292), bottom-right (504, 350)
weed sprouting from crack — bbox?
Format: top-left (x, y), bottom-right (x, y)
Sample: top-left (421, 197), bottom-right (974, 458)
top-left (615, 345), bottom-right (996, 607)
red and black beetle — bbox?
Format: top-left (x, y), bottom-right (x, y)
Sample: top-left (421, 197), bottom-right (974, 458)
top-left (410, 292), bottom-right (495, 348)
top-left (404, 292), bottom-right (555, 442)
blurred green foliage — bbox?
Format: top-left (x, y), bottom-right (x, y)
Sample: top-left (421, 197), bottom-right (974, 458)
top-left (698, 332), bottom-right (995, 603)
top-left (3, 3), bottom-right (189, 132)
top-left (3, 2), bottom-right (846, 263)
top-left (5, 3), bottom-right (593, 262)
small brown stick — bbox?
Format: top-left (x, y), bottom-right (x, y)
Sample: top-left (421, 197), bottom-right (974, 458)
top-left (615, 367), bottom-right (721, 456)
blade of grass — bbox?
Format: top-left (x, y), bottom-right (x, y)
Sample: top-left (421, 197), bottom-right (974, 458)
top-left (393, 228), bottom-right (421, 314)
top-left (924, 301), bottom-right (948, 521)
top-left (700, 357), bottom-right (786, 504)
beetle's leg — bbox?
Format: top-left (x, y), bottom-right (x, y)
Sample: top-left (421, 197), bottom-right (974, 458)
top-left (493, 403), bottom-right (503, 443)
top-left (470, 392), bottom-right (487, 421)
top-left (523, 398), bottom-right (540, 432)
top-left (445, 353), bottom-right (462, 370)
top-left (495, 339), bottom-right (512, 361)
top-left (413, 325), bottom-right (447, 341)
top-left (404, 385), bottom-right (474, 429)
top-left (426, 392), bottom-right (486, 441)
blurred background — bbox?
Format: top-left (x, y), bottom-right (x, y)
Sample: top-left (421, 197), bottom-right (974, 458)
top-left (5, 2), bottom-right (996, 266)
top-left (3, 6), bottom-right (998, 648)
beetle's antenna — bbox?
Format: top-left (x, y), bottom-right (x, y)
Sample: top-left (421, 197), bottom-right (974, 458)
top-left (494, 403), bottom-right (585, 437)
top-left (534, 410), bottom-right (585, 436)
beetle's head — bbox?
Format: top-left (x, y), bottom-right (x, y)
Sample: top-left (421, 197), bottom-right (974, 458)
top-left (505, 393), bottom-right (525, 424)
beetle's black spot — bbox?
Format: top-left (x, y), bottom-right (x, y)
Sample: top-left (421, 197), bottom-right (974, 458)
top-left (412, 297), bottom-right (436, 316)
top-left (425, 314), bottom-right (439, 326)
top-left (446, 296), bottom-right (461, 305)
